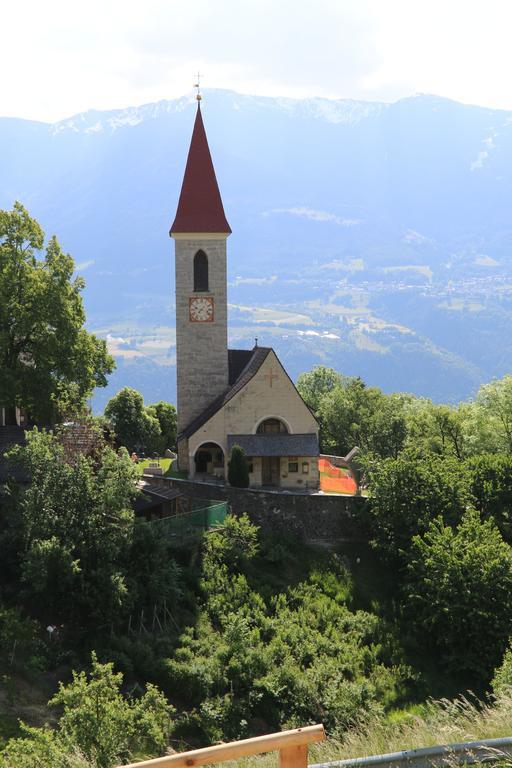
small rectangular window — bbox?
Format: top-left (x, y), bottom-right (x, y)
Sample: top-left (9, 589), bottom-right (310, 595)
top-left (302, 462), bottom-right (309, 474)
top-left (288, 461), bottom-right (299, 473)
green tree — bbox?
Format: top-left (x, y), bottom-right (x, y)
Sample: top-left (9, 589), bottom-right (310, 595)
top-left (296, 365), bottom-right (345, 413)
top-left (405, 510), bottom-right (512, 680)
top-left (476, 375), bottom-right (512, 453)
top-left (146, 401), bottom-right (177, 453)
top-left (367, 452), bottom-right (471, 559)
top-left (492, 640), bottom-right (512, 695)
top-left (104, 387), bottom-right (161, 454)
top-left (466, 453), bottom-right (512, 540)
top-left (227, 444), bottom-right (250, 488)
top-left (0, 202), bottom-right (114, 423)
top-left (318, 378), bottom-right (406, 458)
top-left (0, 607), bottom-right (39, 667)
top-left (404, 399), bottom-right (472, 459)
top-left (5, 430), bottom-right (138, 626)
top-left (1, 654), bottom-right (173, 768)
top-left (51, 654), bottom-right (172, 768)
top-left (0, 725), bottom-right (91, 768)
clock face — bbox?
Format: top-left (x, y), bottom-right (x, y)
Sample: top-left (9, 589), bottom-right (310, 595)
top-left (189, 296), bottom-right (214, 322)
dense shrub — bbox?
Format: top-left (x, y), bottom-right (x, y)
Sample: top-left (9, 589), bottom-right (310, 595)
top-left (163, 516), bottom-right (406, 740)
top-left (227, 445), bottom-right (250, 488)
top-left (367, 453), bottom-right (471, 560)
top-left (404, 510), bottom-right (512, 681)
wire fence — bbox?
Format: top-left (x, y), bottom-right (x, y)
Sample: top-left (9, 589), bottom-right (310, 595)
top-left (150, 502), bottom-right (227, 544)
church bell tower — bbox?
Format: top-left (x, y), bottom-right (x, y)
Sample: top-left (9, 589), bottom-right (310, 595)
top-left (170, 101), bottom-right (231, 453)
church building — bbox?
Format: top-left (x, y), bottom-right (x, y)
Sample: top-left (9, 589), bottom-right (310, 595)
top-left (170, 100), bottom-right (319, 489)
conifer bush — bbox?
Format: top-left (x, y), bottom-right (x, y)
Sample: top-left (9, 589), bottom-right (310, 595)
top-left (227, 444), bottom-right (250, 488)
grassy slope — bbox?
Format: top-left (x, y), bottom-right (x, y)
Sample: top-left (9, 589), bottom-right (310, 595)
top-left (231, 694), bottom-right (512, 768)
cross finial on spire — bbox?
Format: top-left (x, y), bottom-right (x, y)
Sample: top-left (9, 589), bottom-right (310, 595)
top-left (194, 71), bottom-right (202, 102)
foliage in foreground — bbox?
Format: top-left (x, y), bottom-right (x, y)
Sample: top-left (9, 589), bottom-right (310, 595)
top-left (0, 654), bottom-right (172, 768)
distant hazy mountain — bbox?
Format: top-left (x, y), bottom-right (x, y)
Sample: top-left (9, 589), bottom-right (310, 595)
top-left (2, 88), bottom-right (512, 408)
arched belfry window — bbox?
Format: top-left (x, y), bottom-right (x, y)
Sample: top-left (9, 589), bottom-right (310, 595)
top-left (194, 250), bottom-right (209, 292)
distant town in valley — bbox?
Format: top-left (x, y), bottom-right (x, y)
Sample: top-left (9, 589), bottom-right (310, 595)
top-left (3, 89), bottom-right (512, 408)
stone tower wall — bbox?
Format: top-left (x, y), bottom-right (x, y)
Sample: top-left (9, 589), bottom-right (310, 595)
top-left (174, 235), bottom-right (229, 434)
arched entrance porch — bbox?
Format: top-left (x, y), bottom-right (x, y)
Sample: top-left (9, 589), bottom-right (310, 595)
top-left (193, 442), bottom-right (225, 480)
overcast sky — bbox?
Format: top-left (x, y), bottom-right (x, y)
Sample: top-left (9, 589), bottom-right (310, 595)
top-left (3, 0), bottom-right (512, 122)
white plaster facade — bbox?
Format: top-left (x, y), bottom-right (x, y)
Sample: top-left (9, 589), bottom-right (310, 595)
top-left (185, 350), bottom-right (320, 489)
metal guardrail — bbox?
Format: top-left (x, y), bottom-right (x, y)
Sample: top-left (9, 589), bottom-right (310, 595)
top-left (310, 736), bottom-right (512, 768)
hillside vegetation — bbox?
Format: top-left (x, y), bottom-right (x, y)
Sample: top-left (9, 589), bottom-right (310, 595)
top-left (5, 366), bottom-right (512, 764)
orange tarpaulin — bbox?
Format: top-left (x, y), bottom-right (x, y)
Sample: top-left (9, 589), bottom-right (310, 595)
top-left (318, 458), bottom-right (358, 495)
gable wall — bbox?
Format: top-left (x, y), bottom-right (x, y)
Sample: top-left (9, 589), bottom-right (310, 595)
top-left (187, 350), bottom-right (319, 487)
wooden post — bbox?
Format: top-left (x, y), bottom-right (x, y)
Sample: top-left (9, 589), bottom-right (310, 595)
top-left (280, 744), bottom-right (308, 768)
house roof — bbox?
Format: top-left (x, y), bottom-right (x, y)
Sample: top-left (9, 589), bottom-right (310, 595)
top-left (139, 483), bottom-right (183, 501)
top-left (228, 433), bottom-right (319, 457)
top-left (170, 104), bottom-right (231, 235)
top-left (179, 346), bottom-right (272, 439)
top-left (228, 349), bottom-right (254, 385)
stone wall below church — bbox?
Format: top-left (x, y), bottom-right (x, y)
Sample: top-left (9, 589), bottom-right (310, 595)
top-left (146, 475), bottom-right (369, 543)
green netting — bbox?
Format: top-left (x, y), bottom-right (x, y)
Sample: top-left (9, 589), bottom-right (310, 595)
top-left (151, 502), bottom-right (227, 544)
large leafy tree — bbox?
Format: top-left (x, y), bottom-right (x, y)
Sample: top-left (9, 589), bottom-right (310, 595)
top-left (296, 365), bottom-right (345, 413)
top-left (297, 366), bottom-right (407, 458)
top-left (463, 453), bottom-right (512, 542)
top-left (366, 452), bottom-right (472, 559)
top-left (404, 510), bottom-right (512, 681)
top-left (0, 202), bottom-right (114, 423)
top-left (476, 375), bottom-right (512, 453)
top-left (403, 399), bottom-right (473, 459)
top-left (104, 387), bottom-right (162, 454)
top-left (318, 377), bottom-right (407, 458)
top-left (146, 401), bottom-right (177, 453)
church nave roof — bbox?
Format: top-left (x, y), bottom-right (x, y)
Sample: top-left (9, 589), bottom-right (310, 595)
top-left (179, 346), bottom-right (272, 439)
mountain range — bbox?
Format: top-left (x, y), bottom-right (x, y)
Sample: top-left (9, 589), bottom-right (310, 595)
top-left (2, 88), bottom-right (512, 409)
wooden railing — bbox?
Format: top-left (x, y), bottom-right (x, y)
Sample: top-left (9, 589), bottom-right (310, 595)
top-left (120, 724), bottom-right (325, 768)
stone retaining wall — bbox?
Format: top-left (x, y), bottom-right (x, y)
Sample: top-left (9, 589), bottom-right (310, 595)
top-left (146, 474), bottom-right (369, 542)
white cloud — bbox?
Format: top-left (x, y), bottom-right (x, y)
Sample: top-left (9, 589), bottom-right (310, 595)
top-left (231, 275), bottom-right (277, 286)
top-left (404, 229), bottom-right (429, 244)
top-left (75, 259), bottom-right (95, 271)
top-left (298, 330), bottom-right (341, 339)
top-left (3, 1), bottom-right (512, 121)
top-left (269, 207), bottom-right (362, 226)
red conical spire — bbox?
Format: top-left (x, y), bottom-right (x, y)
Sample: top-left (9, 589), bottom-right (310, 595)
top-left (170, 104), bottom-right (231, 234)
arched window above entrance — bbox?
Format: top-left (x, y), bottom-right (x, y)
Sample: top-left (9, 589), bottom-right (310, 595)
top-left (193, 250), bottom-right (209, 292)
top-left (257, 418), bottom-right (288, 434)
